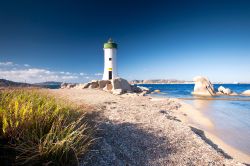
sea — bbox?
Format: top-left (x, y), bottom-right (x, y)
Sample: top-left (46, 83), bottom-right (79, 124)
top-left (138, 84), bottom-right (250, 155)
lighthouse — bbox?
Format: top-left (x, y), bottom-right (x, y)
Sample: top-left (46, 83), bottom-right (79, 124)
top-left (102, 38), bottom-right (118, 80)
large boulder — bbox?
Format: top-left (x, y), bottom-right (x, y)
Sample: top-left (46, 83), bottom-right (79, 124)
top-left (98, 80), bottom-right (111, 89)
top-left (154, 89), bottom-right (160, 93)
top-left (89, 80), bottom-right (99, 89)
top-left (217, 86), bottom-right (238, 95)
top-left (130, 85), bottom-right (152, 96)
top-left (66, 83), bottom-right (76, 89)
top-left (103, 83), bottom-right (113, 91)
top-left (131, 85), bottom-right (142, 93)
top-left (112, 77), bottom-right (132, 92)
top-left (192, 76), bottom-right (216, 96)
top-left (242, 90), bottom-right (250, 96)
top-left (83, 83), bottom-right (91, 88)
top-left (218, 86), bottom-right (232, 95)
top-left (61, 82), bottom-right (68, 89)
top-left (137, 86), bottom-right (150, 92)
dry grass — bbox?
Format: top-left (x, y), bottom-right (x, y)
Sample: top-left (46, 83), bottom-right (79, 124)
top-left (0, 89), bottom-right (94, 165)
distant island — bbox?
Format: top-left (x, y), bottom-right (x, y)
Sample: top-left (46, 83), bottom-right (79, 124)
top-left (130, 79), bottom-right (250, 85)
top-left (130, 79), bottom-right (193, 84)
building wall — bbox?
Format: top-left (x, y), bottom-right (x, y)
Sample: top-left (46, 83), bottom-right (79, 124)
top-left (103, 48), bottom-right (117, 80)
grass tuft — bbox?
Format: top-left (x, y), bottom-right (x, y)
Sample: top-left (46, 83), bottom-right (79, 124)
top-left (0, 89), bottom-right (94, 165)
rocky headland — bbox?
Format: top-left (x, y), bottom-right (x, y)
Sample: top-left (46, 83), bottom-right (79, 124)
top-left (192, 76), bottom-right (250, 96)
top-left (60, 77), bottom-right (151, 96)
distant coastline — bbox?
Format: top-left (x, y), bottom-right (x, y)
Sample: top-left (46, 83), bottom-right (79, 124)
top-left (130, 79), bottom-right (190, 84)
top-left (0, 79), bottom-right (61, 89)
top-left (130, 79), bottom-right (250, 85)
top-left (1, 78), bottom-right (250, 89)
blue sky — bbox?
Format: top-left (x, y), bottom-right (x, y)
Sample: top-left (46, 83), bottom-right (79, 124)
top-left (0, 0), bottom-right (250, 83)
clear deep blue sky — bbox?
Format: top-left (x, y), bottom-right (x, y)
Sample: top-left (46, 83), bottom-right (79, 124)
top-left (0, 0), bottom-right (250, 83)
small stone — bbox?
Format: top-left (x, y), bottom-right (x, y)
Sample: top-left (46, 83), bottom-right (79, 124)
top-left (112, 89), bottom-right (124, 95)
top-left (154, 89), bottom-right (160, 93)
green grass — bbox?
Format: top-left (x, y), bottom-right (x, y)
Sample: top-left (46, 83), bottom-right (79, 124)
top-left (0, 89), bottom-right (94, 165)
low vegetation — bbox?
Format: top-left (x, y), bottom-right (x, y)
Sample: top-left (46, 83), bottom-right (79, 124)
top-left (0, 89), bottom-right (94, 165)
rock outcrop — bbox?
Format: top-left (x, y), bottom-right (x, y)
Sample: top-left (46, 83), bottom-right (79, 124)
top-left (154, 89), bottom-right (161, 93)
top-left (60, 78), bottom-right (150, 96)
top-left (89, 80), bottom-right (99, 89)
top-left (131, 85), bottom-right (151, 94)
top-left (112, 78), bottom-right (132, 92)
top-left (217, 86), bottom-right (237, 95)
top-left (192, 76), bottom-right (243, 96)
top-left (83, 83), bottom-right (91, 88)
top-left (60, 77), bottom-right (250, 98)
top-left (98, 80), bottom-right (111, 89)
top-left (137, 86), bottom-right (150, 92)
top-left (110, 78), bottom-right (150, 95)
top-left (103, 83), bottom-right (113, 91)
top-left (131, 86), bottom-right (143, 93)
top-left (192, 76), bottom-right (216, 96)
top-left (242, 90), bottom-right (250, 96)
top-left (218, 86), bottom-right (232, 95)
top-left (67, 84), bottom-right (76, 88)
top-left (61, 83), bottom-right (76, 89)
top-left (60, 82), bottom-right (68, 89)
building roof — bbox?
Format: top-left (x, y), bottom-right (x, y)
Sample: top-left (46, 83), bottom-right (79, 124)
top-left (104, 38), bottom-right (117, 49)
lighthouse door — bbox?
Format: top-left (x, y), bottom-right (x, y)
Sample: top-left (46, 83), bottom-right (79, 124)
top-left (109, 71), bottom-right (112, 80)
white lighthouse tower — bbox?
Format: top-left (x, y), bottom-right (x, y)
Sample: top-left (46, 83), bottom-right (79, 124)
top-left (102, 38), bottom-right (118, 80)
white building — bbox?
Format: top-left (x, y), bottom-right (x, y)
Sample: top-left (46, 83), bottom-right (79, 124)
top-left (102, 38), bottom-right (118, 80)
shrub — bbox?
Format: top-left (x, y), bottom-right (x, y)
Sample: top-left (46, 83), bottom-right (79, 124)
top-left (0, 89), bottom-right (94, 165)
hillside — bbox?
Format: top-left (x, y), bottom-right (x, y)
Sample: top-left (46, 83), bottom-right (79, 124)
top-left (0, 79), bottom-right (33, 87)
top-left (0, 79), bottom-right (62, 89)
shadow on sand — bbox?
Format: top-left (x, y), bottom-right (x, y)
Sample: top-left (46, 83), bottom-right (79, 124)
top-left (81, 112), bottom-right (175, 166)
top-left (190, 126), bottom-right (232, 159)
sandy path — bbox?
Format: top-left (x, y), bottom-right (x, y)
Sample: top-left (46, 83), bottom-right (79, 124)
top-left (49, 89), bottom-right (244, 166)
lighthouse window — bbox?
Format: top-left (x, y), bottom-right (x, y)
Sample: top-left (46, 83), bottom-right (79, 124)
top-left (109, 58), bottom-right (112, 61)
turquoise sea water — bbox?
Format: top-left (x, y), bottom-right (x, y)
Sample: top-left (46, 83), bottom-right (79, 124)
top-left (138, 84), bottom-right (250, 155)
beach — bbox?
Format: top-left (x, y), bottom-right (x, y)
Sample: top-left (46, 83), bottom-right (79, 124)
top-left (178, 100), bottom-right (250, 164)
top-left (49, 88), bottom-right (246, 166)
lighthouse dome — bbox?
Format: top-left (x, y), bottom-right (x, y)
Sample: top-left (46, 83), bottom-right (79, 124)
top-left (104, 38), bottom-right (118, 49)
